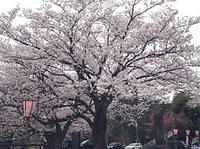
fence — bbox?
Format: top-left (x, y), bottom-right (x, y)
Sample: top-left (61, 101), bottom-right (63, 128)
top-left (0, 144), bottom-right (45, 149)
top-left (144, 144), bottom-right (168, 149)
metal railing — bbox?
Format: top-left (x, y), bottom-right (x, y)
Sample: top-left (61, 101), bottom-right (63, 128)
top-left (0, 143), bottom-right (46, 149)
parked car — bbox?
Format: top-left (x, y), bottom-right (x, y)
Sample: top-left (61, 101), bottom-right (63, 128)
top-left (125, 143), bottom-right (143, 149)
top-left (191, 145), bottom-right (200, 149)
top-left (107, 142), bottom-right (124, 149)
top-left (167, 140), bottom-right (186, 149)
top-left (80, 140), bottom-right (93, 149)
top-left (62, 139), bottom-right (72, 149)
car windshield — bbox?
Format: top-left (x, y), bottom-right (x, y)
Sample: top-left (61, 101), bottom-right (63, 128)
top-left (129, 143), bottom-right (141, 146)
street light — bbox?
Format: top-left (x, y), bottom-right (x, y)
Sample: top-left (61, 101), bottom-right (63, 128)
top-left (195, 130), bottom-right (199, 136)
top-left (195, 130), bottom-right (199, 147)
top-left (185, 129), bottom-right (190, 149)
top-left (23, 100), bottom-right (37, 144)
top-left (173, 128), bottom-right (178, 136)
top-left (173, 128), bottom-right (178, 149)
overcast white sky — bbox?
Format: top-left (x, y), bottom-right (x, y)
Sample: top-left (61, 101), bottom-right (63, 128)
top-left (0, 0), bottom-right (200, 44)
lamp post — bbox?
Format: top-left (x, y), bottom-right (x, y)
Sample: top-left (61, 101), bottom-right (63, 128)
top-left (173, 128), bottom-right (178, 149)
top-left (185, 129), bottom-right (190, 149)
top-left (195, 130), bottom-right (199, 147)
top-left (22, 100), bottom-right (37, 143)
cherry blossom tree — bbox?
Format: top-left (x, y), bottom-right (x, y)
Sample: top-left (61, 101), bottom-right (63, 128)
top-left (0, 106), bottom-right (27, 143)
top-left (0, 0), bottom-right (199, 149)
top-left (0, 67), bottom-right (34, 143)
top-left (108, 98), bottom-right (149, 143)
top-left (0, 66), bottom-right (87, 148)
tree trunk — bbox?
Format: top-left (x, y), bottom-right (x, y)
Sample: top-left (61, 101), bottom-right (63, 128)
top-left (45, 132), bottom-right (64, 149)
top-left (154, 112), bottom-right (164, 145)
top-left (44, 121), bottom-right (71, 149)
top-left (92, 101), bottom-right (108, 149)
